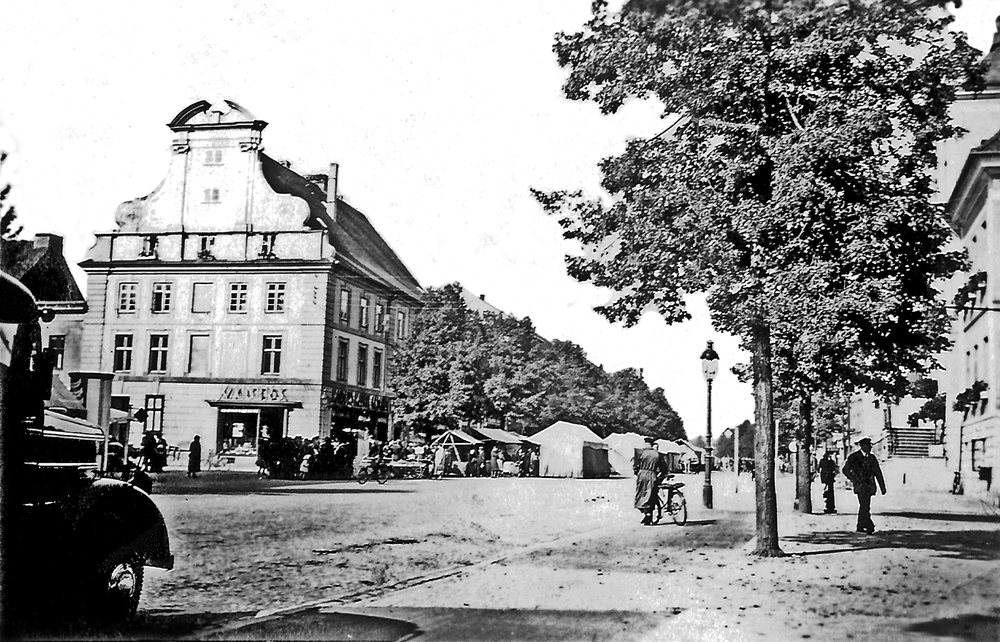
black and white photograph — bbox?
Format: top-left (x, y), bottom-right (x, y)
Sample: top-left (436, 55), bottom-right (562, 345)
top-left (0, 1), bottom-right (998, 640)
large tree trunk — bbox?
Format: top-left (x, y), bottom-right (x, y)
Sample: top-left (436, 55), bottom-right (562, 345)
top-left (795, 392), bottom-right (813, 514)
top-left (751, 323), bottom-right (783, 556)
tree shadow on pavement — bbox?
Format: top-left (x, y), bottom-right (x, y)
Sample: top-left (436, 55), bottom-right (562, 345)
top-left (5, 610), bottom-right (256, 641)
top-left (906, 608), bottom-right (1000, 641)
top-left (881, 511), bottom-right (1000, 524)
top-left (258, 487), bottom-right (413, 496)
top-left (783, 529), bottom-right (1000, 561)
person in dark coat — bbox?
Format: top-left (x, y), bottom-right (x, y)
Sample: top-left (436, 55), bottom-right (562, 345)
top-left (842, 438), bottom-right (886, 534)
top-left (188, 435), bottom-right (202, 478)
top-left (141, 432), bottom-right (157, 472)
top-left (154, 435), bottom-right (168, 473)
top-left (818, 451), bottom-right (838, 514)
top-left (634, 436), bottom-right (669, 525)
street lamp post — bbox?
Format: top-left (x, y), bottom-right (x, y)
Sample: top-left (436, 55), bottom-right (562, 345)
top-left (700, 341), bottom-right (720, 509)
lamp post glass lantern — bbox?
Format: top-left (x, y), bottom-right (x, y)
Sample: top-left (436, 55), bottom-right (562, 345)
top-left (700, 341), bottom-right (720, 509)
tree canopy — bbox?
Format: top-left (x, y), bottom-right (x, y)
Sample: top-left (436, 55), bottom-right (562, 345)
top-left (535, 0), bottom-right (981, 555)
top-left (389, 283), bottom-right (685, 441)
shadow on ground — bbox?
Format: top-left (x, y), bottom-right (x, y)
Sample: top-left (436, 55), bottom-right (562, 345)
top-left (4, 610), bottom-right (255, 641)
top-left (881, 510), bottom-right (1000, 524)
top-left (906, 608), bottom-right (1000, 641)
top-left (326, 606), bottom-right (675, 642)
top-left (784, 528), bottom-right (1000, 561)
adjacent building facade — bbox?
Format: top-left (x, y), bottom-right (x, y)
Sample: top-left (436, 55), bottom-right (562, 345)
top-left (939, 26), bottom-right (1000, 496)
top-left (78, 99), bottom-right (422, 462)
top-left (2, 233), bottom-right (88, 412)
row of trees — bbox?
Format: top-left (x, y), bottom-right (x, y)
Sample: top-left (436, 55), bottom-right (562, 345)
top-left (388, 283), bottom-right (686, 442)
top-left (537, 0), bottom-right (983, 555)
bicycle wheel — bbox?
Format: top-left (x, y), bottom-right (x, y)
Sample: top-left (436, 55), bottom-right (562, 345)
top-left (669, 491), bottom-right (687, 526)
top-left (654, 487), bottom-right (668, 523)
top-left (375, 465), bottom-right (391, 485)
top-left (357, 468), bottom-right (370, 485)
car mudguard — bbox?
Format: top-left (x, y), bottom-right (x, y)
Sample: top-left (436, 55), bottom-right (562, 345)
top-left (70, 478), bottom-right (174, 571)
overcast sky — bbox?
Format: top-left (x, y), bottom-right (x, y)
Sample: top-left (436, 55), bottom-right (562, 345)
top-left (1, 2), bottom-right (995, 440)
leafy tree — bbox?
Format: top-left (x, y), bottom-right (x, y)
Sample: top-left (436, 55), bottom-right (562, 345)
top-left (1, 151), bottom-right (23, 271)
top-left (536, 0), bottom-right (979, 554)
top-left (390, 284), bottom-right (485, 438)
top-left (392, 284), bottom-right (687, 440)
top-left (715, 419), bottom-right (755, 466)
top-left (522, 339), bottom-right (609, 433)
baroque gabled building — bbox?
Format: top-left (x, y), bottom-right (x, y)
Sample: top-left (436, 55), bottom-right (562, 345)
top-left (79, 99), bottom-right (422, 463)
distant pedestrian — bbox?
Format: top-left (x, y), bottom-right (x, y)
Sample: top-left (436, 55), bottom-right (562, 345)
top-left (818, 452), bottom-right (838, 514)
top-left (634, 436), bottom-right (668, 525)
top-left (188, 435), bottom-right (202, 478)
top-left (154, 435), bottom-right (168, 473)
top-left (842, 438), bottom-right (886, 534)
top-left (433, 444), bottom-right (446, 479)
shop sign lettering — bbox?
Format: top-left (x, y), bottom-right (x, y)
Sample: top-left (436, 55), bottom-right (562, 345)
top-left (326, 388), bottom-right (391, 413)
top-left (219, 385), bottom-right (290, 403)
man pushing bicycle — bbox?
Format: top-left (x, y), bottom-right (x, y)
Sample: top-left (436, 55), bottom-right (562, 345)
top-left (634, 435), bottom-right (670, 525)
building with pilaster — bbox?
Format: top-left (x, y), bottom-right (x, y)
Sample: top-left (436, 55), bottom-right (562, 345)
top-left (78, 99), bottom-right (422, 464)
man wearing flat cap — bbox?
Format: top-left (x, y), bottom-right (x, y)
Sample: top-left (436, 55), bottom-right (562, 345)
top-left (634, 436), bottom-right (669, 525)
top-left (842, 437), bottom-right (886, 534)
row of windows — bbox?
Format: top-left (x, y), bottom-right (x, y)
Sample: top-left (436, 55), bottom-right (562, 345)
top-left (332, 338), bottom-right (384, 387)
top-left (116, 280), bottom-right (410, 339)
top-left (118, 281), bottom-right (286, 314)
top-left (111, 332), bottom-right (383, 386)
top-left (112, 332), bottom-right (285, 376)
top-left (338, 288), bottom-right (407, 339)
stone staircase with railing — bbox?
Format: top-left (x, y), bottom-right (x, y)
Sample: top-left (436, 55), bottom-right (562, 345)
top-left (883, 425), bottom-right (951, 491)
top-left (890, 426), bottom-right (938, 458)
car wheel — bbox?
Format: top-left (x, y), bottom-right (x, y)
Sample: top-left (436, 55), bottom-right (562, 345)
top-left (90, 558), bottom-right (144, 622)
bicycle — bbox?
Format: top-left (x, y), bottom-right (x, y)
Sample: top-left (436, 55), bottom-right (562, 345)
top-left (357, 458), bottom-right (390, 485)
top-left (654, 476), bottom-right (687, 526)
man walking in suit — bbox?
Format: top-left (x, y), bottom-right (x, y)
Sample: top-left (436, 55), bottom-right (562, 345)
top-left (842, 438), bottom-right (886, 534)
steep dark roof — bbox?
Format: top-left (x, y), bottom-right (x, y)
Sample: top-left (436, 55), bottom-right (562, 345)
top-left (260, 154), bottom-right (333, 227)
top-left (260, 154), bottom-right (422, 301)
top-left (2, 237), bottom-right (84, 303)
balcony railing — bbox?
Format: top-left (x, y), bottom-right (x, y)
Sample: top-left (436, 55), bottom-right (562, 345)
top-left (86, 230), bottom-right (333, 263)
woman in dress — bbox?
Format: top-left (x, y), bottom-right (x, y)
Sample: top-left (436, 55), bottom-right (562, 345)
top-left (188, 435), bottom-right (202, 478)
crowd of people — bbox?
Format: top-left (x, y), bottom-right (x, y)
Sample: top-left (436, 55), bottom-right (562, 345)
top-left (140, 432), bottom-right (170, 473)
top-left (258, 434), bottom-right (358, 480)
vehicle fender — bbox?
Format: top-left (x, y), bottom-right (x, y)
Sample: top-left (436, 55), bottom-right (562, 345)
top-left (70, 478), bottom-right (173, 571)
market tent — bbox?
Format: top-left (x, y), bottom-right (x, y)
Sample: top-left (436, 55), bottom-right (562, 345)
top-left (604, 432), bottom-right (647, 477)
top-left (471, 427), bottom-right (525, 444)
top-left (469, 427), bottom-right (533, 475)
top-left (528, 421), bottom-right (610, 478)
top-left (430, 429), bottom-right (482, 448)
top-left (429, 429), bottom-right (482, 476)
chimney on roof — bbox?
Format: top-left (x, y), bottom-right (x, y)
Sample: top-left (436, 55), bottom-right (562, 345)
top-left (278, 159), bottom-right (292, 169)
top-left (33, 233), bottom-right (63, 255)
top-left (993, 15), bottom-right (1000, 52)
top-left (328, 163), bottom-right (339, 203)
top-left (479, 294), bottom-right (485, 301)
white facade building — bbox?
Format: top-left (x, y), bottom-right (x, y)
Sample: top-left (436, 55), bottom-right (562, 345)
top-left (79, 99), bottom-right (422, 461)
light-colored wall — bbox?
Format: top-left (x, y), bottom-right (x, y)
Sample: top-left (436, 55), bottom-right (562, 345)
top-left (933, 90), bottom-right (1000, 204)
top-left (91, 268), bottom-right (328, 380)
top-left (111, 128), bottom-right (311, 235)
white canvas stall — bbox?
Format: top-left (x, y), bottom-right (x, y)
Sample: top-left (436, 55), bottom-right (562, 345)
top-left (528, 421), bottom-right (608, 478)
top-left (604, 432), bottom-right (648, 477)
